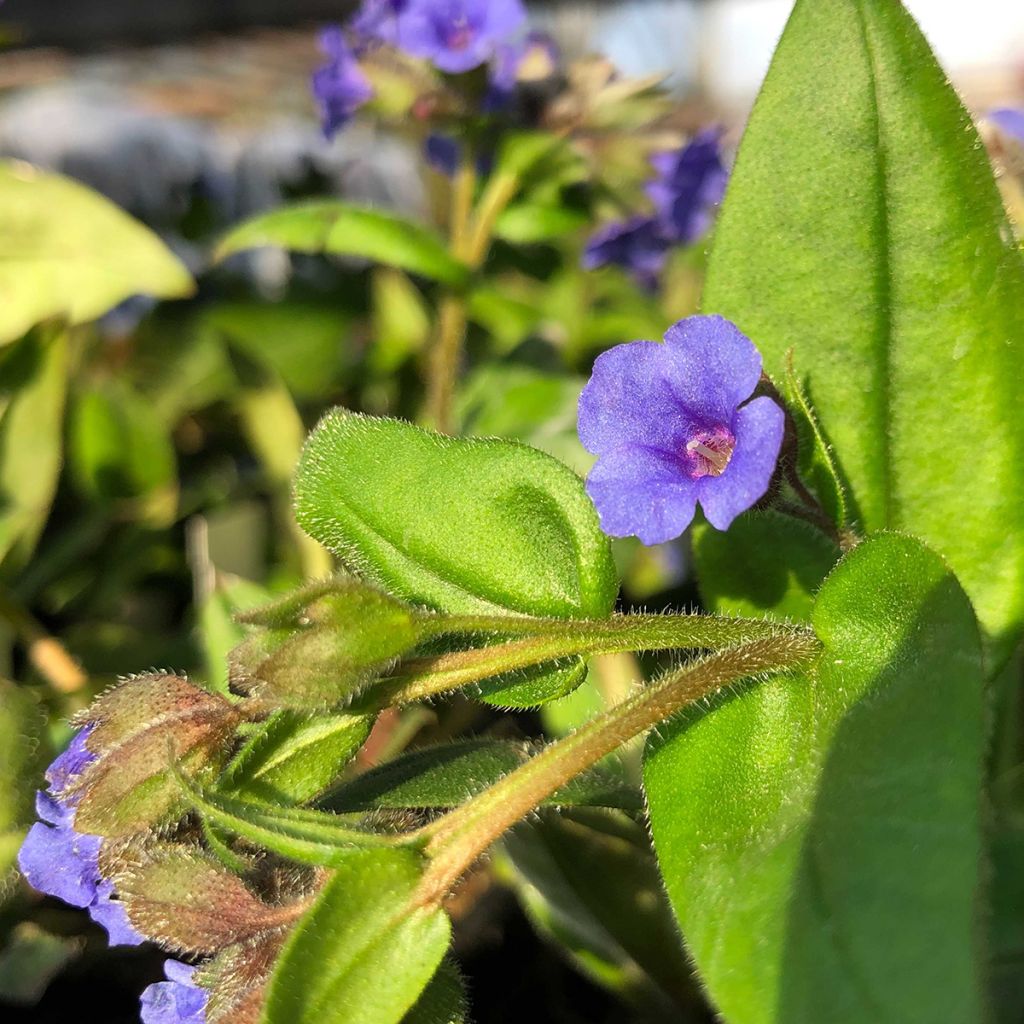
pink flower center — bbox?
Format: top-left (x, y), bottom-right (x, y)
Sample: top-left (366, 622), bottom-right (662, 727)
top-left (684, 425), bottom-right (735, 479)
top-left (448, 20), bottom-right (472, 50)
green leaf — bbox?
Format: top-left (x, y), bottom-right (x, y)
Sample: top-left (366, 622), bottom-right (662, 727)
top-left (495, 203), bottom-right (589, 244)
top-left (0, 161), bottom-right (193, 345)
top-left (214, 202), bottom-right (470, 287)
top-left (370, 269), bottom-right (431, 375)
top-left (323, 738), bottom-right (640, 814)
top-left (221, 710), bottom-right (374, 804)
top-left (644, 533), bottom-right (986, 1024)
top-left (0, 924), bottom-right (80, 1006)
top-left (263, 848), bottom-right (450, 1024)
top-left (70, 381), bottom-right (178, 526)
top-left (181, 777), bottom-right (402, 867)
top-left (0, 326), bottom-right (69, 571)
top-left (294, 412), bottom-right (618, 704)
top-left (692, 511), bottom-right (840, 623)
top-left (702, 0), bottom-right (1024, 662)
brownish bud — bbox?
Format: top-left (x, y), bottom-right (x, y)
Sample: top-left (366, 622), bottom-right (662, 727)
top-left (69, 673), bottom-right (241, 837)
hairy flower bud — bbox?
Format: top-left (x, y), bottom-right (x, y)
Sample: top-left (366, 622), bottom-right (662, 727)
top-left (230, 577), bottom-right (424, 709)
top-left (68, 674), bottom-right (241, 837)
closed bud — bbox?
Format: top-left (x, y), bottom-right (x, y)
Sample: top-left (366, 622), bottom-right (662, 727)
top-left (230, 576), bottom-right (424, 709)
top-left (69, 674), bottom-right (240, 837)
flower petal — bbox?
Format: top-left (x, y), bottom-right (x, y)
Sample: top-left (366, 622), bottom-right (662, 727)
top-left (578, 341), bottom-right (702, 456)
top-left (697, 395), bottom-right (785, 531)
top-left (662, 315), bottom-right (764, 424)
top-left (585, 445), bottom-right (697, 545)
top-left (17, 822), bottom-right (101, 908)
top-left (90, 880), bottom-right (146, 946)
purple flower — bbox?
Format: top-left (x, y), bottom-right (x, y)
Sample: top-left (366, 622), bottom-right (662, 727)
top-left (311, 26), bottom-right (374, 139)
top-left (578, 315), bottom-right (785, 544)
top-left (647, 128), bottom-right (728, 245)
top-left (397, 0), bottom-right (527, 74)
top-left (141, 960), bottom-right (208, 1024)
top-left (989, 108), bottom-right (1024, 144)
top-left (17, 727), bottom-right (145, 946)
top-left (350, 0), bottom-right (412, 47)
top-left (425, 134), bottom-right (462, 176)
top-left (582, 216), bottom-right (668, 292)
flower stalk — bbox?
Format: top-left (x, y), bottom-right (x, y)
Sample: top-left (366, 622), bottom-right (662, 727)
top-left (414, 632), bottom-right (821, 904)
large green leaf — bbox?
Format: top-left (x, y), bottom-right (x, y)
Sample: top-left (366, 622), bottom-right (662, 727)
top-left (702, 0), bottom-right (1024, 662)
top-left (0, 161), bottom-right (193, 344)
top-left (644, 533), bottom-right (986, 1024)
top-left (263, 848), bottom-right (450, 1024)
top-left (214, 202), bottom-right (469, 287)
top-left (294, 412), bottom-right (618, 704)
top-left (0, 327), bottom-right (69, 571)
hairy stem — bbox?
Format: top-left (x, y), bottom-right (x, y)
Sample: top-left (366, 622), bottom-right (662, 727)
top-left (415, 633), bottom-right (820, 904)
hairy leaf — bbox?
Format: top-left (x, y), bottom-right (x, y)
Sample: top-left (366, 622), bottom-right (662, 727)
top-left (702, 0), bottom-right (1024, 662)
top-left (645, 533), bottom-right (986, 1024)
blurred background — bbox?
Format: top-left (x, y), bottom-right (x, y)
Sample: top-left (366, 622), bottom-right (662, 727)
top-left (0, 3), bottom-right (1022, 1023)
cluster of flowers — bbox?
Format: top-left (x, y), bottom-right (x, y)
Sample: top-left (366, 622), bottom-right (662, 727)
top-left (18, 727), bottom-right (208, 1024)
top-left (312, 0), bottom-right (537, 138)
top-left (583, 128), bottom-right (727, 290)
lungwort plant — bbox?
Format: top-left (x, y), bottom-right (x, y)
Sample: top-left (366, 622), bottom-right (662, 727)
top-left (8, 1), bottom-right (1024, 1022)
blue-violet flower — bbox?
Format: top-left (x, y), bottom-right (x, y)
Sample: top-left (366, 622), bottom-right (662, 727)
top-left (581, 215), bottom-right (668, 292)
top-left (311, 26), bottom-right (374, 139)
top-left (578, 315), bottom-right (784, 544)
top-left (17, 727), bottom-right (144, 946)
top-left (583, 130), bottom-right (727, 289)
top-left (350, 0), bottom-right (412, 47)
top-left (398, 0), bottom-right (527, 74)
top-left (141, 960), bottom-right (208, 1024)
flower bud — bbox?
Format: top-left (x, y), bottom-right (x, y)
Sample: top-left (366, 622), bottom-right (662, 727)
top-left (230, 577), bottom-right (424, 709)
top-left (68, 674), bottom-right (241, 837)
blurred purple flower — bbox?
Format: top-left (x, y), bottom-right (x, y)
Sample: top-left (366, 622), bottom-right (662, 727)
top-left (583, 131), bottom-right (727, 290)
top-left (989, 107), bottom-right (1024, 143)
top-left (582, 216), bottom-right (668, 292)
top-left (578, 315), bottom-right (784, 544)
top-left (311, 26), bottom-right (374, 139)
top-left (398, 0), bottom-right (527, 74)
top-left (647, 128), bottom-right (728, 245)
top-left (141, 960), bottom-right (208, 1024)
top-left (425, 133), bottom-right (462, 175)
top-left (17, 727), bottom-right (144, 946)
top-left (350, 0), bottom-right (412, 46)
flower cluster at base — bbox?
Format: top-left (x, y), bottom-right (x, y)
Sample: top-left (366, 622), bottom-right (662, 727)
top-left (17, 727), bottom-right (144, 946)
top-left (141, 961), bottom-right (208, 1024)
top-left (583, 129), bottom-right (727, 290)
top-left (578, 314), bottom-right (784, 545)
top-left (312, 0), bottom-right (531, 139)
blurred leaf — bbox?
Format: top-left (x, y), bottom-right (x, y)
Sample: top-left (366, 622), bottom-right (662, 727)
top-left (233, 361), bottom-right (306, 488)
top-left (0, 326), bottom-right (68, 571)
top-left (199, 574), bottom-right (273, 696)
top-left (370, 269), bottom-right (431, 375)
top-left (644, 533), bottom-right (986, 1024)
top-left (207, 300), bottom-right (353, 399)
top-left (221, 710), bottom-right (374, 804)
top-left (70, 380), bottom-right (178, 526)
top-left (323, 738), bottom-right (640, 813)
top-left (692, 511), bottom-right (840, 623)
top-left (294, 412), bottom-right (618, 705)
top-left (702, 0), bottom-right (1024, 663)
top-left (0, 924), bottom-right (81, 1005)
top-left (264, 848), bottom-right (450, 1024)
top-left (215, 202), bottom-right (470, 287)
top-left (495, 203), bottom-right (590, 244)
top-left (499, 810), bottom-right (697, 1019)
top-left (0, 160), bottom-right (193, 345)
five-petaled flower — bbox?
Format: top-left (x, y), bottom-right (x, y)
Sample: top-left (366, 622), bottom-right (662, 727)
top-left (17, 727), bottom-right (144, 946)
top-left (140, 960), bottom-right (208, 1024)
top-left (311, 26), bottom-right (374, 139)
top-left (398, 0), bottom-right (527, 74)
top-left (578, 315), bottom-right (784, 544)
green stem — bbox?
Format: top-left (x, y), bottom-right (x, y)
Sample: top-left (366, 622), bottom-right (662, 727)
top-left (415, 633), bottom-right (820, 904)
top-left (373, 610), bottom-right (807, 706)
